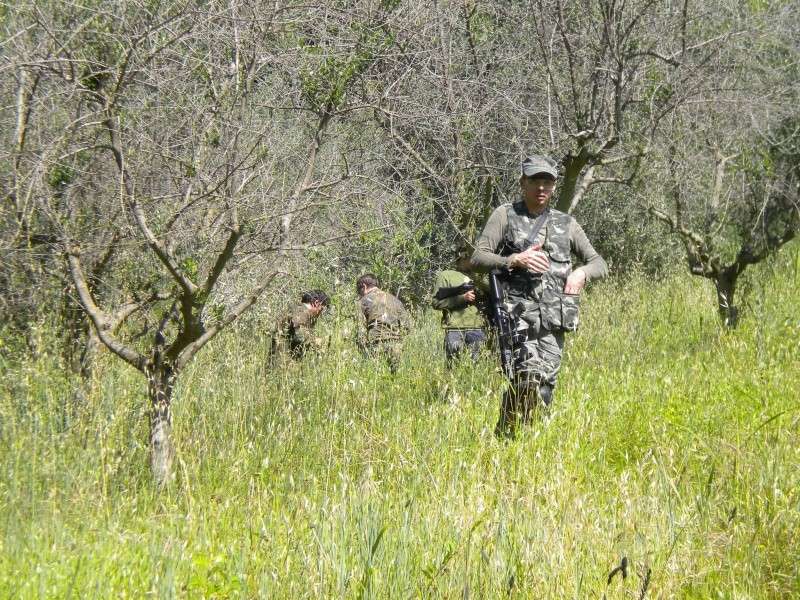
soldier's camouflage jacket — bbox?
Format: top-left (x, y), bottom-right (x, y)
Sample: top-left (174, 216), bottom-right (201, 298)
top-left (472, 201), bottom-right (608, 333)
top-left (270, 303), bottom-right (321, 360)
top-left (358, 288), bottom-right (411, 344)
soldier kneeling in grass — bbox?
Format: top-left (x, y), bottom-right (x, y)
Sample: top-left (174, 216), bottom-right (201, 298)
top-left (355, 273), bottom-right (411, 374)
top-left (269, 290), bottom-right (330, 365)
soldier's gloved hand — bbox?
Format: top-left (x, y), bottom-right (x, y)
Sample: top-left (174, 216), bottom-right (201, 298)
top-left (509, 244), bottom-right (549, 273)
top-left (564, 269), bottom-right (587, 294)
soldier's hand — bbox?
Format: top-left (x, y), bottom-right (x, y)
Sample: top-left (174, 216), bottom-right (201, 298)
top-left (564, 269), bottom-right (586, 294)
top-left (463, 290), bottom-right (476, 304)
top-left (509, 244), bottom-right (549, 273)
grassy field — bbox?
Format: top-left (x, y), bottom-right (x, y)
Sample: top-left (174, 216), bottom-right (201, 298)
top-left (1, 247), bottom-right (799, 598)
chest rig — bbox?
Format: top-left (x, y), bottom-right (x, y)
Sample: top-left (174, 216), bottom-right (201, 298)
top-left (500, 202), bottom-right (573, 301)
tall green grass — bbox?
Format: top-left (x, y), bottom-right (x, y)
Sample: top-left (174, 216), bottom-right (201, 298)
top-left (2, 246), bottom-right (799, 598)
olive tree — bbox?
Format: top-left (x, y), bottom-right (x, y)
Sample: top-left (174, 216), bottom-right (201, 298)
top-left (645, 1), bottom-right (799, 326)
top-left (3, 0), bottom-right (395, 486)
top-left (357, 0), bottom-right (728, 289)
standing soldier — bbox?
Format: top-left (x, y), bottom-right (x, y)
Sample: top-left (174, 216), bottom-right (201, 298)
top-left (431, 255), bottom-right (487, 366)
top-left (356, 273), bottom-right (411, 373)
top-left (269, 290), bottom-right (330, 364)
top-left (472, 155), bottom-right (608, 436)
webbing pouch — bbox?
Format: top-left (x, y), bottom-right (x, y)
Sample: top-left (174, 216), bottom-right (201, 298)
top-left (540, 288), bottom-right (580, 332)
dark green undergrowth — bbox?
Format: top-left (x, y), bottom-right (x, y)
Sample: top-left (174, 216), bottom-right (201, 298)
top-left (1, 245), bottom-right (799, 598)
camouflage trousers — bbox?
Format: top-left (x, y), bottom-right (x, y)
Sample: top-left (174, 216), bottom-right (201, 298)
top-left (495, 313), bottom-right (564, 436)
top-left (364, 337), bottom-right (403, 374)
top-left (511, 316), bottom-right (564, 389)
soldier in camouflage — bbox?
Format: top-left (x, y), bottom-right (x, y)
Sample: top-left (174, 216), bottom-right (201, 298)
top-left (269, 290), bottom-right (330, 364)
top-left (472, 155), bottom-right (608, 436)
top-left (356, 273), bottom-right (411, 374)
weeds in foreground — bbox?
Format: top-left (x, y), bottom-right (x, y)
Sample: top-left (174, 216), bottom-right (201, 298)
top-left (1, 249), bottom-right (799, 598)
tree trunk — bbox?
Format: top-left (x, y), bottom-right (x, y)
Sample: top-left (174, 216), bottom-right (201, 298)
top-left (556, 148), bottom-right (591, 213)
top-left (147, 363), bottom-right (176, 488)
top-left (76, 327), bottom-right (101, 380)
top-left (63, 292), bottom-right (95, 379)
top-left (715, 269), bottom-right (739, 328)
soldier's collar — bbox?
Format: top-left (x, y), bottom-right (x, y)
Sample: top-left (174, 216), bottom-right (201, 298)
top-left (514, 200), bottom-right (549, 217)
top-left (362, 286), bottom-right (379, 296)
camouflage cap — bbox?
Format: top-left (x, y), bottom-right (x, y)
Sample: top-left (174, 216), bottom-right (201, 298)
top-left (521, 155), bottom-right (558, 179)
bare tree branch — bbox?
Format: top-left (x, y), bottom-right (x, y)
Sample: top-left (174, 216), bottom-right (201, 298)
top-left (65, 249), bottom-right (146, 371)
top-left (98, 123), bottom-right (199, 297)
top-left (175, 271), bottom-right (279, 371)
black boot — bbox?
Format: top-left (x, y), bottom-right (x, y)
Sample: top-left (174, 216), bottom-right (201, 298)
top-left (532, 382), bottom-right (555, 420)
top-left (494, 388), bottom-right (520, 438)
top-left (518, 385), bottom-right (540, 425)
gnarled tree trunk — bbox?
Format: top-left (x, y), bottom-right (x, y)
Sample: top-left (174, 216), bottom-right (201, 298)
top-left (714, 268), bottom-right (740, 329)
top-left (146, 362), bottom-right (176, 488)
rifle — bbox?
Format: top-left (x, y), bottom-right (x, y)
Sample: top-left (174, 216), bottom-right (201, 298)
top-left (488, 270), bottom-right (515, 381)
top-left (433, 281), bottom-right (475, 301)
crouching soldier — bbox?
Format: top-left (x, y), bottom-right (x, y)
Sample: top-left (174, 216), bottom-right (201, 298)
top-left (431, 256), bottom-right (487, 366)
top-left (269, 289), bottom-right (330, 365)
top-left (356, 273), bottom-right (411, 374)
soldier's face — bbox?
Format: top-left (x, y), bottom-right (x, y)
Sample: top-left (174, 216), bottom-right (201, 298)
top-left (455, 256), bottom-right (473, 272)
top-left (521, 175), bottom-right (556, 211)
